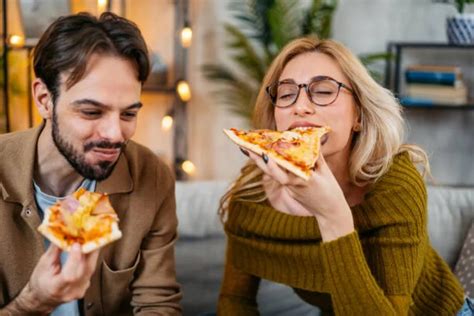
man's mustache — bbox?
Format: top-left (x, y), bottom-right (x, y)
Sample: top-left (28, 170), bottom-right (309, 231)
top-left (84, 140), bottom-right (126, 152)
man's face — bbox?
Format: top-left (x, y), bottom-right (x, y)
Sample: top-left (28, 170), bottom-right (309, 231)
top-left (51, 54), bottom-right (142, 180)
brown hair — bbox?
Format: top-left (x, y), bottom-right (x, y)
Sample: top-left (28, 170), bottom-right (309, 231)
top-left (33, 12), bottom-right (150, 103)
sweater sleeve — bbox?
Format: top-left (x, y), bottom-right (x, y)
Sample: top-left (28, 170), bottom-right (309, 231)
top-left (321, 231), bottom-right (413, 315)
top-left (217, 244), bottom-right (261, 316)
top-left (319, 179), bottom-right (427, 316)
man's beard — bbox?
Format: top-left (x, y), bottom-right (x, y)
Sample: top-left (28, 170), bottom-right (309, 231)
top-left (51, 110), bottom-right (125, 181)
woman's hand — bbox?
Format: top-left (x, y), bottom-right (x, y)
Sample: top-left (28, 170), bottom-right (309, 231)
top-left (244, 148), bottom-right (355, 241)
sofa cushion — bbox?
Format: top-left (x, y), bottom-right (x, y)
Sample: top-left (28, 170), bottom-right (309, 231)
top-left (176, 180), bottom-right (228, 237)
top-left (427, 186), bottom-right (474, 267)
top-left (453, 220), bottom-right (474, 297)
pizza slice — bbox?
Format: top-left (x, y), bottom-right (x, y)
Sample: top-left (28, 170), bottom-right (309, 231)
top-left (223, 126), bottom-right (330, 180)
top-left (38, 188), bottom-right (122, 253)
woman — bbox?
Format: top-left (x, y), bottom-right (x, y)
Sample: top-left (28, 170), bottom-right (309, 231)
top-left (217, 37), bottom-right (470, 315)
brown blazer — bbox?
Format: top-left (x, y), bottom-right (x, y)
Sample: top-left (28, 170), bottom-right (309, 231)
top-left (0, 125), bottom-right (182, 315)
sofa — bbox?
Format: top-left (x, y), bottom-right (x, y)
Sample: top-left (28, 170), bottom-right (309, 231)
top-left (174, 181), bottom-right (474, 316)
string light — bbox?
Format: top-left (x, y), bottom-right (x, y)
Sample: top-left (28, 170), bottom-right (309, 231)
top-left (161, 114), bottom-right (173, 131)
top-left (176, 80), bottom-right (191, 102)
top-left (97, 0), bottom-right (108, 13)
top-left (180, 22), bottom-right (192, 48)
top-left (8, 35), bottom-right (24, 48)
top-left (181, 160), bottom-right (196, 175)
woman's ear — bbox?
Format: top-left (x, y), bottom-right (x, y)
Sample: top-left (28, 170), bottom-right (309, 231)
top-left (353, 121), bottom-right (362, 132)
top-left (353, 106), bottom-right (362, 132)
top-left (33, 78), bottom-right (53, 119)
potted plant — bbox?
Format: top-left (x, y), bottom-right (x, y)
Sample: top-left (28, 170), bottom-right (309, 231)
top-left (435, 0), bottom-right (474, 44)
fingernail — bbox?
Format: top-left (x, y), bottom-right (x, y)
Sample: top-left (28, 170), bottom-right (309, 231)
top-left (240, 148), bottom-right (249, 156)
top-left (262, 153), bottom-right (268, 164)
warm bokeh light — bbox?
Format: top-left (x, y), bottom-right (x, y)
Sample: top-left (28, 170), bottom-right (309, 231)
top-left (97, 0), bottom-right (108, 13)
top-left (182, 160), bottom-right (196, 175)
top-left (176, 80), bottom-right (192, 102)
top-left (180, 26), bottom-right (193, 48)
top-left (8, 35), bottom-right (24, 48)
top-left (161, 115), bottom-right (173, 131)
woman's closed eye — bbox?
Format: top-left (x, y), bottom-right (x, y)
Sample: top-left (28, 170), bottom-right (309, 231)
top-left (313, 90), bottom-right (334, 95)
top-left (278, 93), bottom-right (296, 100)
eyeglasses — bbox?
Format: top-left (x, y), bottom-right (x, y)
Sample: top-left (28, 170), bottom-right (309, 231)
top-left (266, 76), bottom-right (354, 108)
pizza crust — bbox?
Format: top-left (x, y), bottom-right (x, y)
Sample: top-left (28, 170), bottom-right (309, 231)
top-left (223, 129), bottom-right (315, 180)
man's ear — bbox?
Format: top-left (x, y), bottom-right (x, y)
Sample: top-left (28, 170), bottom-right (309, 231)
top-left (33, 78), bottom-right (53, 119)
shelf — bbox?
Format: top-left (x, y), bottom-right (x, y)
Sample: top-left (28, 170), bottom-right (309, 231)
top-left (402, 104), bottom-right (474, 110)
top-left (388, 42), bottom-right (474, 49)
top-left (385, 42), bottom-right (474, 104)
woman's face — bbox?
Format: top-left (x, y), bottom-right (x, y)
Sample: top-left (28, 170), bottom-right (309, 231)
top-left (273, 52), bottom-right (359, 161)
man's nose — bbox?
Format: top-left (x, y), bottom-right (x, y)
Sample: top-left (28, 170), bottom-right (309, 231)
top-left (98, 114), bottom-right (124, 143)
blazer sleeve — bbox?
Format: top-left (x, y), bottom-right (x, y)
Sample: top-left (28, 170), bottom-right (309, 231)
top-left (131, 164), bottom-right (182, 315)
top-left (217, 243), bottom-right (261, 315)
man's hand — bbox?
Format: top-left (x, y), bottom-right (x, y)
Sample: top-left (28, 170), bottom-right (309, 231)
top-left (1, 243), bottom-right (99, 315)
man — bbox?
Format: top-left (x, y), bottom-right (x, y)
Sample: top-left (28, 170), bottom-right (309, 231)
top-left (0, 12), bottom-right (182, 315)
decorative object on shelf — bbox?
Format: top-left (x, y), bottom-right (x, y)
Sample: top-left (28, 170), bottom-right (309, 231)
top-left (434, 0), bottom-right (474, 44)
top-left (143, 51), bottom-right (168, 89)
top-left (202, 0), bottom-right (391, 124)
top-left (18, 0), bottom-right (70, 46)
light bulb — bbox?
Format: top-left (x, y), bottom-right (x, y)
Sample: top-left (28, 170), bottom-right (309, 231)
top-left (176, 80), bottom-right (191, 102)
top-left (180, 26), bottom-right (192, 48)
top-left (97, 0), bottom-right (108, 13)
top-left (8, 35), bottom-right (24, 48)
top-left (182, 160), bottom-right (196, 175)
top-left (161, 115), bottom-right (173, 131)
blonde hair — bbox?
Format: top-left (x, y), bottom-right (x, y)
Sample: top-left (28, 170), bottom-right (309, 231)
top-left (219, 37), bottom-right (429, 220)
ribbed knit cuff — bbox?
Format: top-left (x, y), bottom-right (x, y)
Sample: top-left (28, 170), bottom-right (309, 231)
top-left (320, 231), bottom-right (395, 315)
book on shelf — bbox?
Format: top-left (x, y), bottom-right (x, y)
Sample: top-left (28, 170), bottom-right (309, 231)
top-left (400, 96), bottom-right (468, 107)
top-left (406, 82), bottom-right (468, 102)
top-left (404, 65), bottom-right (462, 86)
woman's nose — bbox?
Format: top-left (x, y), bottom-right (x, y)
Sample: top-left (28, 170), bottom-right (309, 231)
top-left (293, 89), bottom-right (315, 116)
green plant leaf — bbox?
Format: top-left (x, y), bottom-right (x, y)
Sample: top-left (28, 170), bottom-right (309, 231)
top-left (267, 0), bottom-right (303, 50)
top-left (302, 0), bottom-right (338, 38)
top-left (201, 64), bottom-right (257, 119)
top-left (224, 24), bottom-right (266, 83)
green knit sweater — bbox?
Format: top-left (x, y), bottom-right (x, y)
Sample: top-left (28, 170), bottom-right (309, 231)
top-left (218, 153), bottom-right (465, 315)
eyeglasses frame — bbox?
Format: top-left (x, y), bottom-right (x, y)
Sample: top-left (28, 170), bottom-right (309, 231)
top-left (265, 75), bottom-right (354, 108)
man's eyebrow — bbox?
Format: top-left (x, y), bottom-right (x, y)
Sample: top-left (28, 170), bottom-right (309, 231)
top-left (71, 99), bottom-right (143, 110)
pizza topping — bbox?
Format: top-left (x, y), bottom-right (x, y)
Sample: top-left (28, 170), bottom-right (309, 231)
top-left (38, 187), bottom-right (122, 252)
